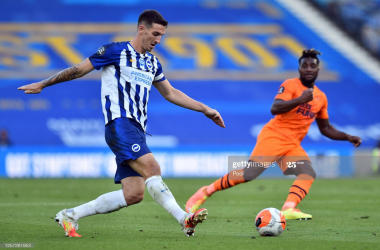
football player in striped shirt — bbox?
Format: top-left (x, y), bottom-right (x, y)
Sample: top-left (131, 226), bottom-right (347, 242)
top-left (19, 10), bottom-right (225, 237)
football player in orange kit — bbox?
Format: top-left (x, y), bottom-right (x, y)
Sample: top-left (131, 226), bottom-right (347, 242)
top-left (186, 49), bottom-right (362, 220)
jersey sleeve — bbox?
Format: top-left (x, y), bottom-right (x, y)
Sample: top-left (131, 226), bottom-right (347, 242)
top-left (274, 80), bottom-right (295, 101)
top-left (153, 57), bottom-right (166, 83)
top-left (317, 93), bottom-right (329, 119)
top-left (89, 43), bottom-right (119, 70)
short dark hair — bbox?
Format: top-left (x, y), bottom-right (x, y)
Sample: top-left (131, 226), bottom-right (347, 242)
top-left (298, 49), bottom-right (322, 65)
top-left (138, 10), bottom-right (168, 29)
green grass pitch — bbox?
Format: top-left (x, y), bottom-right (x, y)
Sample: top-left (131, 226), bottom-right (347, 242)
top-left (1, 178), bottom-right (379, 249)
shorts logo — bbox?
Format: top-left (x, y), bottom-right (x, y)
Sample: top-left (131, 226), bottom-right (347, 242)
top-left (146, 60), bottom-right (153, 70)
top-left (132, 144), bottom-right (140, 152)
top-left (278, 86), bottom-right (285, 94)
top-left (139, 58), bottom-right (145, 67)
top-left (96, 46), bottom-right (106, 55)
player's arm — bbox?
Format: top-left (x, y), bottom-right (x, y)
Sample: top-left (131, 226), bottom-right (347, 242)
top-left (18, 58), bottom-right (95, 94)
top-left (153, 79), bottom-right (225, 128)
top-left (316, 118), bottom-right (362, 147)
top-left (271, 88), bottom-right (314, 115)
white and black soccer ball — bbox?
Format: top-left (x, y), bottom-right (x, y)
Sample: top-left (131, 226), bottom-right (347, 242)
top-left (255, 207), bottom-right (286, 236)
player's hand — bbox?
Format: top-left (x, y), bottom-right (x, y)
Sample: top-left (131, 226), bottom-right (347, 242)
top-left (18, 82), bottom-right (44, 94)
top-left (204, 108), bottom-right (225, 128)
top-left (299, 88), bottom-right (313, 103)
top-left (348, 135), bottom-right (362, 147)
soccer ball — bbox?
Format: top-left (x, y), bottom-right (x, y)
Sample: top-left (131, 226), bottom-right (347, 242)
top-left (255, 207), bottom-right (286, 236)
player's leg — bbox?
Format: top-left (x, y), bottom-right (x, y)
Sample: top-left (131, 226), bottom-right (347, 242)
top-left (282, 160), bottom-right (316, 211)
top-left (55, 162), bottom-right (142, 238)
top-left (186, 128), bottom-right (289, 213)
top-left (55, 118), bottom-right (145, 237)
top-left (186, 160), bottom-right (267, 213)
top-left (55, 186), bottom-right (130, 237)
top-left (280, 149), bottom-right (316, 220)
top-left (186, 138), bottom-right (286, 214)
top-left (54, 174), bottom-right (142, 238)
top-left (213, 160), bottom-right (269, 192)
top-left (126, 153), bottom-right (207, 237)
top-left (126, 153), bottom-right (186, 223)
top-left (67, 176), bottom-right (143, 219)
top-left (105, 118), bottom-right (205, 236)
top-left (121, 176), bottom-right (145, 205)
top-left (186, 131), bottom-right (287, 213)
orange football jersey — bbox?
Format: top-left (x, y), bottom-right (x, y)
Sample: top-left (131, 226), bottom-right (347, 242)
top-left (264, 78), bottom-right (328, 143)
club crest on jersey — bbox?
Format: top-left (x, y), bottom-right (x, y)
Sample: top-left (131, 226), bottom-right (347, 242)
top-left (132, 144), bottom-right (140, 152)
top-left (139, 58), bottom-right (145, 67)
top-left (146, 60), bottom-right (153, 70)
top-left (96, 46), bottom-right (106, 55)
top-left (278, 86), bottom-right (285, 94)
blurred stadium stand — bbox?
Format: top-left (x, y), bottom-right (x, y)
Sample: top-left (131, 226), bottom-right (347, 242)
top-left (1, 0), bottom-right (379, 178)
top-left (310, 0), bottom-right (380, 59)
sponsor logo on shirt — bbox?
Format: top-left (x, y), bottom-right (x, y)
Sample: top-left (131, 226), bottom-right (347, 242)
top-left (131, 70), bottom-right (153, 86)
top-left (296, 103), bottom-right (316, 119)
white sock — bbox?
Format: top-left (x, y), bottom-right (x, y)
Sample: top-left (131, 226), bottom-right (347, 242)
top-left (67, 189), bottom-right (127, 221)
top-left (145, 175), bottom-right (187, 223)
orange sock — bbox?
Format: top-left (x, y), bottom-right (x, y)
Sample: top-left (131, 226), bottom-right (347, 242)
top-left (282, 174), bottom-right (314, 210)
top-left (206, 169), bottom-right (247, 196)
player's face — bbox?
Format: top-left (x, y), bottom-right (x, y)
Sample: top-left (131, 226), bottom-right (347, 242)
top-left (298, 58), bottom-right (319, 83)
top-left (141, 23), bottom-right (166, 52)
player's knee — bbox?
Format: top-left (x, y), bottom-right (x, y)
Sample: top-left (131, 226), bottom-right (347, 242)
top-left (145, 169), bottom-right (161, 178)
top-left (299, 164), bottom-right (316, 179)
top-left (122, 186), bottom-right (145, 205)
top-left (138, 159), bottom-right (161, 179)
top-left (308, 168), bottom-right (316, 179)
top-left (243, 172), bottom-right (257, 181)
top-left (126, 193), bottom-right (144, 205)
top-left (132, 193), bottom-right (144, 204)
top-left (142, 165), bottom-right (161, 179)
top-left (243, 166), bottom-right (264, 181)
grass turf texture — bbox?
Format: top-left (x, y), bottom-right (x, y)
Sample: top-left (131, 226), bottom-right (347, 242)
top-left (0, 178), bottom-right (379, 250)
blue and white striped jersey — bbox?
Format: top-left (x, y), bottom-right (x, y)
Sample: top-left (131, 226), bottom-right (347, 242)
top-left (89, 41), bottom-right (166, 131)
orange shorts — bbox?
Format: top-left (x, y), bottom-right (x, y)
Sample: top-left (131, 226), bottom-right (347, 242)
top-left (250, 128), bottom-right (310, 172)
